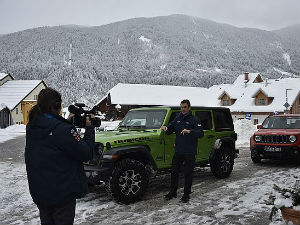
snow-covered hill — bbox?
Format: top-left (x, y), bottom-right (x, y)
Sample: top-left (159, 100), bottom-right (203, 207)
top-left (0, 15), bottom-right (299, 105)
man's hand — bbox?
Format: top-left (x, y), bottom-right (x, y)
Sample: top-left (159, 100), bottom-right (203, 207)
top-left (161, 125), bottom-right (168, 132)
top-left (86, 115), bottom-right (95, 127)
top-left (67, 113), bottom-right (75, 122)
top-left (180, 129), bottom-right (191, 135)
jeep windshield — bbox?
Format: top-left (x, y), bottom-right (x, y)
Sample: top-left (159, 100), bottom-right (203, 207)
top-left (262, 116), bottom-right (300, 129)
top-left (119, 110), bottom-right (167, 129)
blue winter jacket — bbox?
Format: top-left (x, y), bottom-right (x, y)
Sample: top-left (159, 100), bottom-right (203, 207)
top-left (166, 111), bottom-right (204, 155)
top-left (25, 113), bottom-right (94, 207)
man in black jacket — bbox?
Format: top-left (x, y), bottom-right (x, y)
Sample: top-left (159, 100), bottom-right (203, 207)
top-left (161, 99), bottom-right (204, 203)
top-left (25, 88), bottom-right (94, 225)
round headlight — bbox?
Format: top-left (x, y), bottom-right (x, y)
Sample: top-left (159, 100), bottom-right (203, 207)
top-left (289, 135), bottom-right (296, 143)
top-left (254, 135), bottom-right (261, 142)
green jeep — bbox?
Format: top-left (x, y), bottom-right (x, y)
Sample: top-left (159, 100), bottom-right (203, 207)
top-left (84, 106), bottom-right (238, 203)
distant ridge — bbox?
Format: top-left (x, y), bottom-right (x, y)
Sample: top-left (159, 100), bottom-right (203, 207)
top-left (0, 14), bottom-right (299, 105)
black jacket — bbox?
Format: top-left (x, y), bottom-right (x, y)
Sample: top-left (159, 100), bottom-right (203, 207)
top-left (25, 113), bottom-right (94, 207)
top-left (166, 111), bottom-right (204, 155)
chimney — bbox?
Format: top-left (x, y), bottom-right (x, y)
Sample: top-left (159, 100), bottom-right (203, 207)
top-left (265, 78), bottom-right (269, 87)
top-left (244, 72), bottom-right (249, 82)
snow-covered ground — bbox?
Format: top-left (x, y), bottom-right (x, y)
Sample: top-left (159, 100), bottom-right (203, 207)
top-left (0, 157), bottom-right (298, 224)
top-left (0, 119), bottom-right (255, 147)
top-left (0, 119), bottom-right (298, 225)
top-left (0, 124), bottom-right (26, 143)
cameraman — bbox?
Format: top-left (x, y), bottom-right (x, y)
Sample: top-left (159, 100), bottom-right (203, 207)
top-left (25, 88), bottom-right (94, 225)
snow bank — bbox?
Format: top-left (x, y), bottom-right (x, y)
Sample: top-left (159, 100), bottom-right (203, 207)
top-left (274, 198), bottom-right (293, 209)
top-left (0, 124), bottom-right (26, 143)
top-left (234, 119), bottom-right (257, 147)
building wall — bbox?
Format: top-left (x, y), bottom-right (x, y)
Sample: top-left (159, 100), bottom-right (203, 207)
top-left (290, 93), bottom-right (300, 114)
top-left (0, 108), bottom-right (10, 128)
top-left (11, 103), bottom-right (23, 124)
top-left (22, 101), bottom-right (37, 125)
top-left (23, 83), bottom-right (46, 102)
top-left (11, 82), bottom-right (46, 124)
top-left (0, 75), bottom-right (13, 86)
top-left (231, 112), bottom-right (275, 125)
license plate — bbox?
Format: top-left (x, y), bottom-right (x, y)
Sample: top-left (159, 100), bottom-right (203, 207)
top-left (264, 146), bottom-right (281, 152)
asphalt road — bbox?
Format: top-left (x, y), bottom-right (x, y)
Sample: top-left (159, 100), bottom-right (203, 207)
top-left (0, 135), bottom-right (298, 225)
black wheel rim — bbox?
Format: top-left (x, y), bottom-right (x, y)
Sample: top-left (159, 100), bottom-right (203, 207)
top-left (118, 169), bottom-right (142, 196)
top-left (220, 154), bottom-right (231, 173)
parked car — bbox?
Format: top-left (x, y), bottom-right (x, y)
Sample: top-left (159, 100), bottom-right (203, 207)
top-left (85, 106), bottom-right (238, 203)
top-left (250, 114), bottom-right (300, 164)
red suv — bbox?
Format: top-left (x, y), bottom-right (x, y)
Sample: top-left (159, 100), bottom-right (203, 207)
top-left (250, 114), bottom-right (300, 164)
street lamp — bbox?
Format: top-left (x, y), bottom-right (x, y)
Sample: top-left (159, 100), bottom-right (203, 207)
top-left (284, 89), bottom-right (292, 114)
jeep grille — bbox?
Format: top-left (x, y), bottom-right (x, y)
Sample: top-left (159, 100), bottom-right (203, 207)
top-left (260, 135), bottom-right (291, 144)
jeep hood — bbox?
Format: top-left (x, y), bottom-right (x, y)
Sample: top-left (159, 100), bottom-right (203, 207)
top-left (254, 129), bottom-right (300, 136)
top-left (95, 130), bottom-right (158, 146)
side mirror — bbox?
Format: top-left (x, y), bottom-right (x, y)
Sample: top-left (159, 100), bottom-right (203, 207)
top-left (257, 124), bottom-right (262, 129)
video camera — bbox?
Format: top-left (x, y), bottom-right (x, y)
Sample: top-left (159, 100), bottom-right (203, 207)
top-left (68, 103), bottom-right (101, 128)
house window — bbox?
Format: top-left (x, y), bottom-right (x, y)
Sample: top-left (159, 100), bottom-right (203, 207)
top-left (253, 119), bottom-right (259, 125)
top-left (34, 95), bottom-right (37, 100)
top-left (222, 100), bottom-right (230, 106)
top-left (258, 98), bottom-right (266, 105)
top-left (16, 108), bottom-right (18, 114)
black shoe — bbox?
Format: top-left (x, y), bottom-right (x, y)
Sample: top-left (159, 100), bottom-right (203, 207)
top-left (164, 192), bottom-right (177, 200)
top-left (180, 194), bottom-right (190, 203)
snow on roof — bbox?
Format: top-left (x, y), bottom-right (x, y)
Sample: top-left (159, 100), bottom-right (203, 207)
top-left (216, 87), bottom-right (243, 100)
top-left (107, 83), bottom-right (210, 107)
top-left (0, 103), bottom-right (8, 111)
top-left (0, 73), bottom-right (9, 80)
top-left (100, 76), bottom-right (299, 113)
top-left (0, 80), bottom-right (42, 110)
top-left (229, 78), bottom-right (300, 112)
top-left (233, 73), bottom-right (261, 86)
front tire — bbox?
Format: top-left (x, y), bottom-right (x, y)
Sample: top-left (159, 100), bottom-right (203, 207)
top-left (109, 159), bottom-right (149, 204)
top-left (210, 147), bottom-right (234, 178)
top-left (251, 148), bottom-right (261, 164)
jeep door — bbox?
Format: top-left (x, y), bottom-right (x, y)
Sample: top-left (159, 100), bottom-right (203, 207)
top-left (195, 110), bottom-right (216, 162)
top-left (163, 111), bottom-right (180, 167)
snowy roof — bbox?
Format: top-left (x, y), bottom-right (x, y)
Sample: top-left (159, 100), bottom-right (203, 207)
top-left (0, 73), bottom-right (9, 80)
top-left (233, 73), bottom-right (262, 86)
top-left (99, 75), bottom-right (300, 113)
top-left (229, 78), bottom-right (300, 112)
top-left (104, 83), bottom-right (209, 107)
top-left (216, 86), bottom-right (243, 100)
top-left (0, 80), bottom-right (44, 110)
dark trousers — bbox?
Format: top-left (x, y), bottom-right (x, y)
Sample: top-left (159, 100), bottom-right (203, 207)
top-left (170, 153), bottom-right (195, 195)
top-left (37, 199), bottom-right (76, 225)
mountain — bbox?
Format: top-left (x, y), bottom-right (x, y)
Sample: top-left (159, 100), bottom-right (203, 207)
top-left (0, 14), bottom-right (299, 106)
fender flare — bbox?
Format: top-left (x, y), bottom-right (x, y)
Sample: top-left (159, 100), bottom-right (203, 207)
top-left (103, 145), bottom-right (158, 170)
top-left (209, 137), bottom-right (236, 161)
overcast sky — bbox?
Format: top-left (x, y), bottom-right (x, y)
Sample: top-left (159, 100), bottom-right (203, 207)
top-left (0, 0), bottom-right (299, 34)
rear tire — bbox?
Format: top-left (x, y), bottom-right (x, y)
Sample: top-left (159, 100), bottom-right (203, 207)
top-left (109, 159), bottom-right (149, 204)
top-left (210, 147), bottom-right (234, 178)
